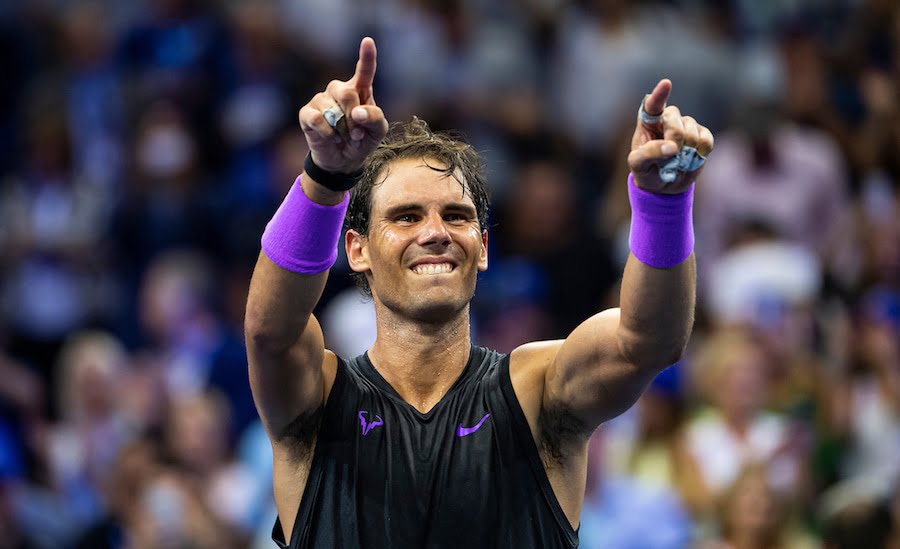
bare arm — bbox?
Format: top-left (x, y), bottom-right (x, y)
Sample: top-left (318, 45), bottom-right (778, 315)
top-left (541, 80), bottom-right (712, 431)
top-left (245, 38), bottom-right (388, 440)
top-left (245, 208), bottom-right (335, 441)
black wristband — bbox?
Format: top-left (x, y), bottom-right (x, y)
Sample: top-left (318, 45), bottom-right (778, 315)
top-left (304, 152), bottom-right (363, 192)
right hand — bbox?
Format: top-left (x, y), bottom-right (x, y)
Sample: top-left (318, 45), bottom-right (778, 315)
top-left (299, 37), bottom-right (389, 174)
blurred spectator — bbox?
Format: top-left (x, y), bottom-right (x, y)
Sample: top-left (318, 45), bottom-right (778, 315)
top-left (164, 391), bottom-right (262, 539)
top-left (579, 430), bottom-right (693, 548)
top-left (0, 92), bottom-right (112, 409)
top-left (116, 0), bottom-right (234, 158)
top-left (60, 0), bottom-right (126, 191)
top-left (822, 490), bottom-right (900, 549)
top-left (112, 100), bottom-right (220, 287)
top-left (685, 329), bottom-right (808, 499)
top-left (135, 250), bottom-right (255, 438)
top-left (71, 438), bottom-right (159, 549)
top-left (696, 106), bottom-right (851, 294)
top-left (827, 291), bottom-right (900, 493)
top-left (474, 159), bottom-right (617, 350)
top-left (608, 365), bottom-right (714, 521)
top-left (701, 464), bottom-right (819, 549)
top-left (320, 287), bottom-right (377, 359)
top-left (44, 332), bottom-right (131, 521)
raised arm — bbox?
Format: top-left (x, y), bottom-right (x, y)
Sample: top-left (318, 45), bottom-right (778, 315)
top-left (540, 79), bottom-right (713, 430)
top-left (245, 37), bottom-right (388, 441)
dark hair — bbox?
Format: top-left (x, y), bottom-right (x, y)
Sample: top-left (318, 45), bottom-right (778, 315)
top-left (345, 118), bottom-right (490, 296)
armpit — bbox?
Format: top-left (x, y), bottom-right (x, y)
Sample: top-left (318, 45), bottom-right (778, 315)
top-left (537, 400), bottom-right (592, 470)
top-left (275, 406), bottom-right (323, 463)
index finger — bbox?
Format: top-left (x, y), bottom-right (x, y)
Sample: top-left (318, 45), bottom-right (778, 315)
top-left (351, 37), bottom-right (377, 103)
top-left (641, 79), bottom-right (672, 118)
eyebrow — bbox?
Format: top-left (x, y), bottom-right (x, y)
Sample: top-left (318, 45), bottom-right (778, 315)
top-left (383, 202), bottom-right (477, 217)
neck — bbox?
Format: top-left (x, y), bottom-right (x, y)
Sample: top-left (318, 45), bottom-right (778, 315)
top-left (730, 531), bottom-right (770, 549)
top-left (723, 409), bottom-right (751, 437)
top-left (368, 304), bottom-right (473, 414)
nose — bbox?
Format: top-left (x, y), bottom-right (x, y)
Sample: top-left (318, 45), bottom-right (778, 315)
top-left (417, 212), bottom-right (451, 248)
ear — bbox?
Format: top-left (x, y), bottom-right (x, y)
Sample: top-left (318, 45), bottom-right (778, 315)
top-left (478, 229), bottom-right (488, 271)
top-left (346, 230), bottom-right (370, 273)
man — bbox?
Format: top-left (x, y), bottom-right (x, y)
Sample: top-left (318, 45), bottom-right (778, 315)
top-left (245, 37), bottom-right (713, 548)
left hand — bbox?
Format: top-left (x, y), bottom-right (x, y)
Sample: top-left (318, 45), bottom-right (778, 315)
top-left (628, 79), bottom-right (714, 194)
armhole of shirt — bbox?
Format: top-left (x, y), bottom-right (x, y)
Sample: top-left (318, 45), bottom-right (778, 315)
top-left (497, 354), bottom-right (580, 546)
top-left (272, 355), bottom-right (351, 549)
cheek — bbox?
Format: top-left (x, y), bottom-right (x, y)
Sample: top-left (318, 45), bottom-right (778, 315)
top-left (464, 227), bottom-right (485, 250)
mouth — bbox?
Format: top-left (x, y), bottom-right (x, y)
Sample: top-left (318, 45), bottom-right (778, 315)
top-left (410, 262), bottom-right (455, 275)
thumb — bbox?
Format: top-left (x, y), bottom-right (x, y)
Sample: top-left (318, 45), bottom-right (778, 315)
top-left (628, 139), bottom-right (679, 174)
top-left (350, 105), bottom-right (386, 129)
top-left (350, 105), bottom-right (389, 144)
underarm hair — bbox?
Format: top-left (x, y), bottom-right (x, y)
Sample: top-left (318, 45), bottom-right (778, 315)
top-left (538, 401), bottom-right (592, 469)
top-left (275, 406), bottom-right (324, 463)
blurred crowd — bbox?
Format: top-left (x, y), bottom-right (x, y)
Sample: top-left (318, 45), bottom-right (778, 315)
top-left (0, 0), bottom-right (898, 547)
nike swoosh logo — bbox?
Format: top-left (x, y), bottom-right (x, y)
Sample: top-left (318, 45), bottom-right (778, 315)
top-left (456, 413), bottom-right (491, 437)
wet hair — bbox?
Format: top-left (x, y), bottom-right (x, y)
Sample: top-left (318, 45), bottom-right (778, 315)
top-left (345, 118), bottom-right (490, 296)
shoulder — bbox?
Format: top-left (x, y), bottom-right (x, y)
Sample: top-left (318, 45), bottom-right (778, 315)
top-left (509, 341), bottom-right (565, 397)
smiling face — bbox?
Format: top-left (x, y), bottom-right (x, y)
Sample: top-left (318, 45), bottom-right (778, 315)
top-left (346, 157), bottom-right (488, 323)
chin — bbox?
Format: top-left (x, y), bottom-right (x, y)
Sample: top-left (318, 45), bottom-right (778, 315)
top-left (382, 289), bottom-right (473, 324)
top-left (410, 301), bottom-right (468, 324)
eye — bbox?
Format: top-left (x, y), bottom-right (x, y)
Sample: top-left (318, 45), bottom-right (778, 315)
top-left (444, 213), bottom-right (469, 223)
top-left (395, 214), bottom-right (418, 223)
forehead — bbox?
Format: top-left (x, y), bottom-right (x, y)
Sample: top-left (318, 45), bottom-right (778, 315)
top-left (370, 157), bottom-right (472, 213)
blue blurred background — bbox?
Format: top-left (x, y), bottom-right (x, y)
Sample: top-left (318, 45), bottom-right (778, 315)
top-left (0, 0), bottom-right (898, 547)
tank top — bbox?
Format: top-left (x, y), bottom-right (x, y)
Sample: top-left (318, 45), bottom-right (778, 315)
top-left (272, 345), bottom-right (579, 548)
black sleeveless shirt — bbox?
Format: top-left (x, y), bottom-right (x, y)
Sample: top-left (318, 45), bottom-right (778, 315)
top-left (272, 345), bottom-right (579, 548)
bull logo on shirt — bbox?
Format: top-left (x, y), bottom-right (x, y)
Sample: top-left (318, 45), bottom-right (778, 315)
top-left (358, 410), bottom-right (384, 436)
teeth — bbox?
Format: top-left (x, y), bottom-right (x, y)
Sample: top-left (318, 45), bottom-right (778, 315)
top-left (413, 263), bottom-right (453, 275)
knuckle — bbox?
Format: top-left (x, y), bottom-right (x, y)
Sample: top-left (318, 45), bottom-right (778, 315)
top-left (299, 107), bottom-right (316, 125)
top-left (336, 87), bottom-right (359, 104)
top-left (664, 105), bottom-right (681, 117)
top-left (312, 92), bottom-right (331, 107)
top-left (667, 128), bottom-right (685, 141)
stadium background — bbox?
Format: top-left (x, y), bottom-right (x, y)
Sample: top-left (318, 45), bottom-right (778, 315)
top-left (0, 0), bottom-right (898, 547)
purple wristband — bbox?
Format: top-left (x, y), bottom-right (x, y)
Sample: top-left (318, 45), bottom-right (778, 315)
top-left (627, 173), bottom-right (695, 268)
top-left (261, 175), bottom-right (349, 274)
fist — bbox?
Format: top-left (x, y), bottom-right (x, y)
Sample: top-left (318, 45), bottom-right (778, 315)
top-left (628, 79), bottom-right (714, 194)
top-left (298, 37), bottom-right (390, 174)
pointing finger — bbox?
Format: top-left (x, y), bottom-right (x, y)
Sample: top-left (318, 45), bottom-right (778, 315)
top-left (641, 79), bottom-right (672, 119)
top-left (352, 37), bottom-right (377, 104)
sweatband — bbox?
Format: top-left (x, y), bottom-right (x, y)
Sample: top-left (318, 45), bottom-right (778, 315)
top-left (304, 152), bottom-right (363, 192)
top-left (628, 173), bottom-right (694, 268)
top-left (261, 175), bottom-right (349, 274)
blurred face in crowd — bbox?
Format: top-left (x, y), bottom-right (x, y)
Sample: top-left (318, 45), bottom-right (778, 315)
top-left (508, 161), bottom-right (575, 253)
top-left (139, 252), bottom-right (211, 344)
top-left (167, 393), bottom-right (229, 472)
top-left (347, 157), bottom-right (488, 323)
top-left (724, 467), bottom-right (781, 543)
top-left (134, 103), bottom-right (197, 182)
top-left (637, 389), bottom-right (682, 439)
top-left (62, 1), bottom-right (111, 68)
top-left (712, 341), bottom-right (768, 422)
top-left (58, 332), bottom-right (126, 422)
